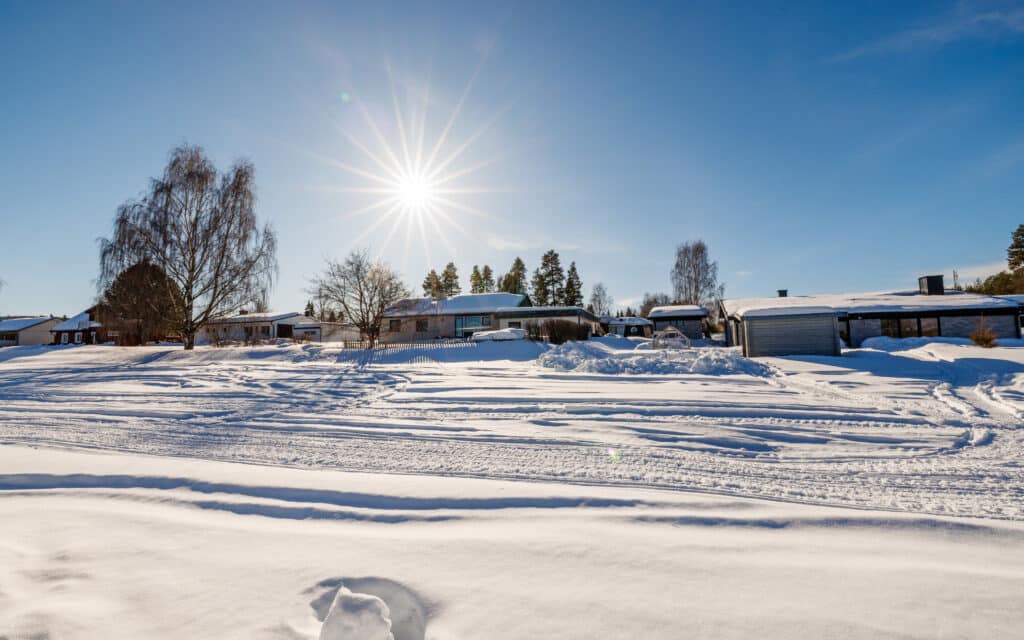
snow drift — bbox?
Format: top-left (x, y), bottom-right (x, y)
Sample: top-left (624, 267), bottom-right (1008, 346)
top-left (538, 341), bottom-right (774, 376)
top-left (320, 587), bottom-right (394, 640)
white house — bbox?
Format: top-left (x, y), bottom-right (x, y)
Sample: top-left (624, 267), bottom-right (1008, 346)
top-left (201, 312), bottom-right (305, 343)
top-left (0, 317), bottom-right (61, 347)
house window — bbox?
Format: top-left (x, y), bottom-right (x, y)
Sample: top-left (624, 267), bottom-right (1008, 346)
top-left (415, 319), bottom-right (429, 333)
top-left (455, 315), bottom-right (491, 338)
top-left (73, 332), bottom-right (83, 343)
top-left (260, 325), bottom-right (270, 337)
top-left (838, 320), bottom-right (850, 346)
top-left (880, 318), bottom-right (900, 338)
top-left (920, 317), bottom-right (939, 337)
top-left (61, 333), bottom-right (69, 344)
top-left (900, 318), bottom-right (919, 338)
top-left (389, 319), bottom-right (402, 332)
top-left (508, 321), bottom-right (522, 329)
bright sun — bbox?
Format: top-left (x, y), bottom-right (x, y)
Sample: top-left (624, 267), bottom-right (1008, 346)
top-left (394, 172), bottom-right (436, 211)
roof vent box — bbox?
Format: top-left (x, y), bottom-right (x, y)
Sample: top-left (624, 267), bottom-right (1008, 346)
top-left (918, 275), bottom-right (945, 296)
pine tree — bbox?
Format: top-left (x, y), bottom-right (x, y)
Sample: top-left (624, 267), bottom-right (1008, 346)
top-left (536, 250), bottom-right (565, 305)
top-left (481, 265), bottom-right (495, 293)
top-left (563, 262), bottom-right (583, 307)
top-left (470, 265), bottom-right (484, 293)
top-left (499, 257), bottom-right (528, 295)
top-left (304, 300), bottom-right (315, 318)
top-left (327, 309), bottom-right (337, 322)
top-left (1009, 224), bottom-right (1024, 272)
top-left (441, 262), bottom-right (461, 297)
top-left (531, 267), bottom-right (550, 306)
top-left (422, 269), bottom-right (442, 298)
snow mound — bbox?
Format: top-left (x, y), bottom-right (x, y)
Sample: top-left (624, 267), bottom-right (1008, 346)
top-left (320, 587), bottom-right (394, 640)
top-left (470, 328), bottom-right (526, 342)
top-left (538, 342), bottom-right (774, 376)
top-left (860, 336), bottom-right (974, 352)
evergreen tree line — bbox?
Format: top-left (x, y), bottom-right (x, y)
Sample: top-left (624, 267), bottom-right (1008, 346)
top-left (416, 251), bottom-right (585, 307)
top-left (963, 224), bottom-right (1024, 295)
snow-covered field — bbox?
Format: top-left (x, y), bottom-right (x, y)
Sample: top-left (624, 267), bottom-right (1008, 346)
top-left (2, 338), bottom-right (1023, 638)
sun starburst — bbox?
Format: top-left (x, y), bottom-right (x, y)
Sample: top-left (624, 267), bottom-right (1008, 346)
top-left (318, 60), bottom-right (504, 269)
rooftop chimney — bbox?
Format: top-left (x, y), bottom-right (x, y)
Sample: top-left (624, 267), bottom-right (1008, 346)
top-left (918, 275), bottom-right (944, 296)
top-left (777, 289), bottom-right (788, 298)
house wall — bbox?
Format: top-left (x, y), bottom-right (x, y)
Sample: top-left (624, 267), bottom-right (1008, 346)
top-left (652, 318), bottom-right (704, 339)
top-left (319, 324), bottom-right (361, 342)
top-left (381, 315), bottom-right (456, 342)
top-left (742, 316), bottom-right (839, 357)
top-left (497, 315), bottom-right (601, 333)
top-left (52, 328), bottom-right (105, 345)
top-left (16, 320), bottom-right (59, 345)
top-left (849, 318), bottom-right (882, 347)
top-left (941, 314), bottom-right (1015, 339)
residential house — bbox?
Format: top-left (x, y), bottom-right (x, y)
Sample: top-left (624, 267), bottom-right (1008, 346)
top-left (721, 276), bottom-right (1019, 356)
top-left (51, 307), bottom-right (106, 345)
top-left (493, 306), bottom-right (602, 335)
top-left (608, 316), bottom-right (653, 338)
top-left (0, 316), bottom-right (61, 347)
top-left (382, 293), bottom-right (529, 340)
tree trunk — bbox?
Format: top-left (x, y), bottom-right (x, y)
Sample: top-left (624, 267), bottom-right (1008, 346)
top-left (184, 331), bottom-right (195, 350)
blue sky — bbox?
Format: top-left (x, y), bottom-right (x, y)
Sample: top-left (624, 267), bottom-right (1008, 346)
top-left (2, 1), bottom-right (1023, 315)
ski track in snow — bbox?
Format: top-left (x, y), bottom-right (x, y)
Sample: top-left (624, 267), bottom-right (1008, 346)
top-left (0, 341), bottom-right (1022, 520)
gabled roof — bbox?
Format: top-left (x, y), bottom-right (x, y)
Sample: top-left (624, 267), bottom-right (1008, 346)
top-left (647, 305), bottom-right (707, 319)
top-left (722, 289), bottom-right (1017, 319)
top-left (206, 312), bottom-right (302, 325)
top-left (0, 317), bottom-right (54, 332)
top-left (385, 293), bottom-right (528, 317)
top-left (51, 312), bottom-right (102, 332)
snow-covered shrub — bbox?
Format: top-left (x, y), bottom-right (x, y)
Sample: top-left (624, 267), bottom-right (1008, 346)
top-left (543, 319), bottom-right (587, 344)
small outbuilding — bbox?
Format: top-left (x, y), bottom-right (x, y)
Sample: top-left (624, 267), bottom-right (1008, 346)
top-left (647, 305), bottom-right (707, 339)
top-left (0, 317), bottom-right (61, 347)
top-left (608, 316), bottom-right (653, 338)
top-left (722, 303), bottom-right (840, 357)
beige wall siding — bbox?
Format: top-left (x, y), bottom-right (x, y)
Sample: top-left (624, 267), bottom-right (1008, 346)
top-left (18, 319), bottom-right (61, 345)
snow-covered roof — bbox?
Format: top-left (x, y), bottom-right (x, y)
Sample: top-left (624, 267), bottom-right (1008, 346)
top-left (722, 290), bottom-right (1018, 319)
top-left (996, 295), bottom-right (1024, 305)
top-left (0, 317), bottom-right (53, 332)
top-left (385, 293), bottom-right (527, 317)
top-left (647, 305), bottom-right (708, 319)
top-left (206, 312), bottom-right (302, 325)
top-left (608, 316), bottom-right (653, 326)
top-left (51, 312), bottom-right (102, 332)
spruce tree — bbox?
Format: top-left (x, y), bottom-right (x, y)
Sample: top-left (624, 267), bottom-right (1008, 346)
top-left (470, 265), bottom-right (484, 293)
top-left (422, 269), bottom-right (442, 298)
top-left (441, 262), bottom-right (461, 297)
top-left (563, 262), bottom-right (583, 307)
top-left (499, 257), bottom-right (528, 295)
top-left (304, 300), bottom-right (315, 318)
top-left (1009, 224), bottom-right (1024, 272)
top-left (537, 250), bottom-right (565, 305)
top-left (531, 267), bottom-right (550, 306)
top-left (481, 265), bottom-right (495, 292)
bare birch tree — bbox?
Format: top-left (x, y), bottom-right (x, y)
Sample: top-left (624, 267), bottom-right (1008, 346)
top-left (670, 240), bottom-right (723, 307)
top-left (309, 250), bottom-right (409, 347)
top-left (588, 282), bottom-right (613, 316)
top-left (98, 144), bottom-right (277, 350)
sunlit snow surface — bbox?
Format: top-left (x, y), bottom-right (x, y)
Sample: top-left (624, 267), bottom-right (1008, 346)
top-left (1, 338), bottom-right (1024, 638)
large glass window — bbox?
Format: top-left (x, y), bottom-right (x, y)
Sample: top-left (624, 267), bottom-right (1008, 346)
top-left (455, 315), bottom-right (491, 338)
top-left (880, 318), bottom-right (900, 338)
top-left (900, 318), bottom-right (919, 338)
top-left (388, 319), bottom-right (402, 332)
top-left (920, 317), bottom-right (939, 337)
